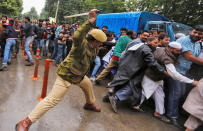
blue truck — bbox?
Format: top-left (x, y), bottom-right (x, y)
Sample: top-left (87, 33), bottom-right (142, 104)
top-left (96, 11), bottom-right (193, 41)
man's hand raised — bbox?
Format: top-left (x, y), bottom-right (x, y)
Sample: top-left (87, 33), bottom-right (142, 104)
top-left (89, 9), bottom-right (98, 24)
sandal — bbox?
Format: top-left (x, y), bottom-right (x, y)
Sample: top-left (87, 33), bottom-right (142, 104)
top-left (153, 114), bottom-right (172, 124)
top-left (131, 106), bottom-right (145, 112)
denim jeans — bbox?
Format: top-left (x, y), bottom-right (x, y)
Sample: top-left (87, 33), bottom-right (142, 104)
top-left (3, 40), bottom-right (16, 65)
top-left (34, 39), bottom-right (44, 55)
top-left (166, 77), bottom-right (186, 118)
top-left (50, 38), bottom-right (58, 59)
top-left (56, 44), bottom-right (65, 65)
top-left (91, 56), bottom-right (101, 78)
top-left (25, 36), bottom-right (33, 63)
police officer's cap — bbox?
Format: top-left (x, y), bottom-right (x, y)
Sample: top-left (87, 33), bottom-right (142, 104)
top-left (90, 29), bottom-right (107, 43)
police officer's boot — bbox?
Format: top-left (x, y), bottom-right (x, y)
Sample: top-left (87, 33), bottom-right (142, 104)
top-left (15, 117), bottom-right (32, 131)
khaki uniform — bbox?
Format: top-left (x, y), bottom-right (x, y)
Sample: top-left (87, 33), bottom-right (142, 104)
top-left (57, 21), bottom-right (98, 83)
top-left (28, 21), bottom-right (98, 123)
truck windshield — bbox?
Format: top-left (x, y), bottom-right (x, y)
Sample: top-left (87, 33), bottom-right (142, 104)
top-left (172, 23), bottom-right (193, 36)
top-left (148, 23), bottom-right (166, 32)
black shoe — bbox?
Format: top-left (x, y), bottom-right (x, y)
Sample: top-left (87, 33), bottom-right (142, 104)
top-left (109, 95), bottom-right (119, 113)
top-left (0, 64), bottom-right (8, 71)
top-left (95, 80), bottom-right (100, 85)
top-left (7, 61), bottom-right (11, 65)
top-left (169, 117), bottom-right (184, 129)
top-left (103, 92), bottom-right (113, 103)
top-left (25, 62), bottom-right (34, 66)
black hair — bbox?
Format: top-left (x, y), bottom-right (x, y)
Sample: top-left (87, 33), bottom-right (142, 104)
top-left (127, 30), bottom-right (134, 36)
top-left (147, 37), bottom-right (158, 42)
top-left (137, 30), bottom-right (142, 35)
top-left (46, 19), bottom-right (50, 21)
top-left (158, 34), bottom-right (170, 41)
top-left (39, 19), bottom-right (43, 22)
top-left (86, 34), bottom-right (96, 41)
top-left (95, 26), bottom-right (100, 29)
top-left (140, 30), bottom-right (148, 34)
top-left (59, 21), bottom-right (65, 25)
top-left (195, 25), bottom-right (203, 32)
top-left (106, 31), bottom-right (113, 37)
top-left (158, 29), bottom-right (165, 34)
top-left (120, 27), bottom-right (127, 32)
top-left (2, 15), bottom-right (7, 19)
top-left (24, 16), bottom-right (30, 21)
top-left (9, 20), bottom-right (14, 25)
top-left (102, 25), bottom-right (108, 29)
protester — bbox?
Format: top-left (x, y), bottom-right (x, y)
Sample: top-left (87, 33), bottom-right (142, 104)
top-left (95, 30), bottom-right (135, 84)
top-left (15, 9), bottom-right (107, 131)
top-left (166, 25), bottom-right (203, 129)
top-left (33, 19), bottom-right (46, 56)
top-left (21, 16), bottom-right (34, 66)
top-left (50, 22), bottom-right (64, 60)
top-left (55, 33), bottom-right (66, 66)
top-left (102, 25), bottom-right (108, 33)
top-left (183, 79), bottom-right (203, 131)
top-left (0, 20), bottom-right (18, 71)
top-left (12, 16), bottom-right (21, 57)
top-left (139, 42), bottom-right (198, 124)
top-left (158, 34), bottom-right (170, 47)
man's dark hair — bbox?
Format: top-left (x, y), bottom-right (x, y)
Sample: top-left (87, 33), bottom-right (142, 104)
top-left (95, 26), bottom-right (100, 29)
top-left (158, 34), bottom-right (170, 41)
top-left (195, 25), bottom-right (203, 32)
top-left (106, 31), bottom-right (113, 37)
top-left (147, 37), bottom-right (158, 42)
top-left (120, 27), bottom-right (127, 32)
top-left (39, 19), bottom-right (43, 22)
top-left (59, 21), bottom-right (65, 25)
top-left (46, 19), bottom-right (50, 21)
top-left (9, 20), bottom-right (14, 25)
top-left (2, 15), bottom-right (7, 19)
top-left (158, 29), bottom-right (165, 34)
top-left (127, 30), bottom-right (134, 36)
top-left (24, 16), bottom-right (30, 22)
top-left (140, 30), bottom-right (149, 34)
top-left (102, 25), bottom-right (108, 29)
top-left (137, 30), bottom-right (142, 35)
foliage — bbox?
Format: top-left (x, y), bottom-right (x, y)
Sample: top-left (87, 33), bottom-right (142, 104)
top-left (0, 0), bottom-right (23, 16)
top-left (125, 0), bottom-right (203, 27)
top-left (23, 7), bottom-right (39, 21)
top-left (41, 0), bottom-right (202, 26)
top-left (40, 0), bottom-right (127, 23)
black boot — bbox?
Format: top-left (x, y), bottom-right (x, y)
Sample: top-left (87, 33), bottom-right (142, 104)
top-left (103, 92), bottom-right (113, 102)
top-left (109, 95), bottom-right (119, 113)
top-left (0, 64), bottom-right (8, 71)
top-left (169, 117), bottom-right (184, 129)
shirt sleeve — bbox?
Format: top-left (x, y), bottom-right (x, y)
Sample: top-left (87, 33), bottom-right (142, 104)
top-left (165, 63), bottom-right (194, 83)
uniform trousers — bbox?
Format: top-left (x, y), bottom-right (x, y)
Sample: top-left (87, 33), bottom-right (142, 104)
top-left (28, 75), bottom-right (95, 123)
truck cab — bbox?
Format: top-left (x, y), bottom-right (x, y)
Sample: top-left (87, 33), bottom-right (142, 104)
top-left (144, 21), bottom-right (193, 41)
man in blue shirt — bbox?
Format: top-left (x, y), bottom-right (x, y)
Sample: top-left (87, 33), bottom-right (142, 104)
top-left (166, 25), bottom-right (203, 129)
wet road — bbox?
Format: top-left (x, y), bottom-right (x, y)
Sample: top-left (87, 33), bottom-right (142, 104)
top-left (0, 53), bottom-right (181, 131)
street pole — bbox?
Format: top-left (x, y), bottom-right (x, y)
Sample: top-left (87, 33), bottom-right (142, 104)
top-left (55, 0), bottom-right (60, 22)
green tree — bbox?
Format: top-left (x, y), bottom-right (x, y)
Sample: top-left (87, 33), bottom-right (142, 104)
top-left (125, 0), bottom-right (203, 27)
top-left (0, 0), bottom-right (23, 16)
top-left (23, 7), bottom-right (39, 21)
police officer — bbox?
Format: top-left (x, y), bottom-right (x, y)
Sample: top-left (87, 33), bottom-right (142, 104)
top-left (16, 9), bottom-right (107, 131)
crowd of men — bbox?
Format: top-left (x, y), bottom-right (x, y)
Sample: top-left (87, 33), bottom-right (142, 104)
top-left (0, 9), bottom-right (203, 131)
top-left (0, 15), bottom-right (79, 70)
